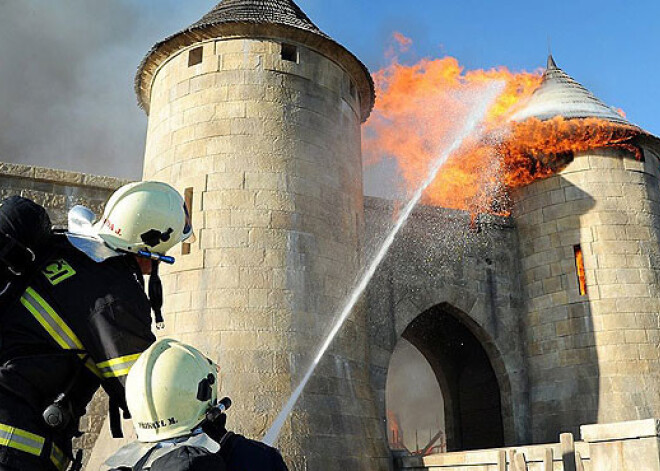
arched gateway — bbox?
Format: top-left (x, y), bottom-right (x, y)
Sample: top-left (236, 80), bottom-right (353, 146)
top-left (365, 198), bottom-right (531, 451)
top-left (394, 303), bottom-right (507, 451)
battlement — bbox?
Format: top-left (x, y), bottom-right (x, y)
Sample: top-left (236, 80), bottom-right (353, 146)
top-left (0, 161), bottom-right (128, 226)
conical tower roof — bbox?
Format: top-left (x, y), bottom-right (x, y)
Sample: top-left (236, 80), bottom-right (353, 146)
top-left (135, 0), bottom-right (375, 121)
top-left (512, 55), bottom-right (633, 126)
top-left (190, 0), bottom-right (328, 37)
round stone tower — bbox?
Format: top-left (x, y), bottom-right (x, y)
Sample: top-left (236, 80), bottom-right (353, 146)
top-left (512, 56), bottom-right (660, 442)
top-left (135, 1), bottom-right (387, 469)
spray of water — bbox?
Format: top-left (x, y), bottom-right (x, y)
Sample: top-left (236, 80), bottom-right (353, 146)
top-left (262, 82), bottom-right (505, 446)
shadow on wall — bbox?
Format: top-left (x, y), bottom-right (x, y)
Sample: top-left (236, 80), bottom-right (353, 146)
top-left (513, 170), bottom-right (599, 442)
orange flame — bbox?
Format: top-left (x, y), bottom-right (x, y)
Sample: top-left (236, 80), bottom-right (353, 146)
top-left (574, 245), bottom-right (587, 296)
top-left (364, 34), bottom-right (641, 215)
top-left (387, 409), bottom-right (406, 449)
top-left (498, 117), bottom-right (641, 190)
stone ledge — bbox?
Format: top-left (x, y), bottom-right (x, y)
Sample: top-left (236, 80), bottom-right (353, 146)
top-left (581, 419), bottom-right (660, 443)
top-left (0, 161), bottom-right (130, 190)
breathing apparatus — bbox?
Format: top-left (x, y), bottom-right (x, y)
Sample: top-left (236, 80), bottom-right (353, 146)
top-left (42, 352), bottom-right (89, 432)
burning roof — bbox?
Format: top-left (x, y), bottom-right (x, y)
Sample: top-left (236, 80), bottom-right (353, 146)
top-left (512, 55), bottom-right (634, 127)
top-left (364, 42), bottom-right (655, 215)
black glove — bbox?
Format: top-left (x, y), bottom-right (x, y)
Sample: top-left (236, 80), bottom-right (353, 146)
top-left (201, 412), bottom-right (228, 442)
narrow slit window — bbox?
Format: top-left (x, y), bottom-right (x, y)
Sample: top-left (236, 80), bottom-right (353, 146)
top-left (574, 245), bottom-right (587, 296)
top-left (182, 187), bottom-right (194, 255)
top-left (188, 47), bottom-right (203, 67)
top-left (349, 80), bottom-right (357, 100)
top-left (281, 43), bottom-right (298, 63)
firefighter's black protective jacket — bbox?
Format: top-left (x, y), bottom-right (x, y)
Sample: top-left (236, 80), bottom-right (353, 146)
top-left (0, 234), bottom-right (156, 470)
top-left (220, 434), bottom-right (289, 471)
top-left (105, 432), bottom-right (288, 471)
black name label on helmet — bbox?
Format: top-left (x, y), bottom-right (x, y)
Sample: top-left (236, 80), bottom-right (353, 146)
top-left (42, 259), bottom-right (76, 286)
top-left (137, 417), bottom-right (178, 430)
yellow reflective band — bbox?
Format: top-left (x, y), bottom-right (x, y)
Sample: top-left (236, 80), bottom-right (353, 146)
top-left (50, 443), bottom-right (69, 471)
top-left (97, 353), bottom-right (141, 379)
top-left (0, 423), bottom-right (45, 457)
top-left (20, 287), bottom-right (102, 378)
top-left (21, 287), bottom-right (83, 350)
top-left (102, 367), bottom-right (131, 378)
top-left (96, 353), bottom-right (141, 369)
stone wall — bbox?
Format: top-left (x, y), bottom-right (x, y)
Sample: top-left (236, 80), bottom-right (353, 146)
top-left (397, 419), bottom-right (660, 471)
top-left (365, 197), bottom-right (529, 449)
top-left (0, 161), bottom-right (127, 226)
top-left (512, 143), bottom-right (660, 443)
top-left (397, 440), bottom-right (592, 471)
top-left (114, 35), bottom-right (389, 471)
top-left (0, 160), bottom-right (128, 468)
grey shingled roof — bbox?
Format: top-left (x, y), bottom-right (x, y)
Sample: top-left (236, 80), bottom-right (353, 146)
top-left (190, 0), bottom-right (329, 38)
top-left (135, 0), bottom-right (375, 121)
top-left (512, 55), bottom-right (634, 126)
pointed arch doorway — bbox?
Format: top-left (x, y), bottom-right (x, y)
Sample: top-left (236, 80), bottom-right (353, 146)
top-left (386, 303), bottom-right (505, 452)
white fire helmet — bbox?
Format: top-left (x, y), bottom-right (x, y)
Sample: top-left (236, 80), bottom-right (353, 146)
top-left (126, 338), bottom-right (220, 442)
top-left (95, 181), bottom-right (194, 256)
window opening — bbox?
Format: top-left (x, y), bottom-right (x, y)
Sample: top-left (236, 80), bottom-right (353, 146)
top-left (281, 43), bottom-right (298, 63)
top-left (182, 187), bottom-right (194, 255)
top-left (188, 47), bottom-right (203, 67)
top-left (574, 245), bottom-right (587, 296)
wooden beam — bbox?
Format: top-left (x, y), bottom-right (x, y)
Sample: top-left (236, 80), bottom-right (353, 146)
top-left (560, 433), bottom-right (577, 471)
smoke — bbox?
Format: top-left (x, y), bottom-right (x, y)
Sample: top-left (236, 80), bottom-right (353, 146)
top-left (386, 339), bottom-right (444, 451)
top-left (0, 1), bottom-right (209, 179)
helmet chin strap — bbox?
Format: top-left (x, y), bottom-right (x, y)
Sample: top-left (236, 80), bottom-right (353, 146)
top-left (148, 259), bottom-right (165, 329)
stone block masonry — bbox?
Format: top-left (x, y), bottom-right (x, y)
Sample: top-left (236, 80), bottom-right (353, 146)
top-left (0, 162), bottom-right (128, 227)
top-left (125, 31), bottom-right (387, 471)
top-left (513, 145), bottom-right (660, 444)
top-left (397, 419), bottom-right (660, 471)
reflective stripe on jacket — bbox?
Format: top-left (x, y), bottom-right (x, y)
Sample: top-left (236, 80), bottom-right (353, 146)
top-left (0, 423), bottom-right (69, 471)
top-left (0, 235), bottom-right (155, 467)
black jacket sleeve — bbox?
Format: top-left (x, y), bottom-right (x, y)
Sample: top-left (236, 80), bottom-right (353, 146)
top-left (86, 293), bottom-right (156, 402)
top-left (222, 435), bottom-right (289, 471)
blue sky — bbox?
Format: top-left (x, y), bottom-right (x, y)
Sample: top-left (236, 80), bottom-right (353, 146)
top-left (0, 0), bottom-right (657, 178)
top-left (302, 0), bottom-right (659, 134)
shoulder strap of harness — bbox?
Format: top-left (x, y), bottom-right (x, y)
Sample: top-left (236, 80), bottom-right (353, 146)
top-left (0, 237), bottom-right (55, 315)
top-left (108, 397), bottom-right (124, 439)
top-left (0, 232), bottom-right (36, 276)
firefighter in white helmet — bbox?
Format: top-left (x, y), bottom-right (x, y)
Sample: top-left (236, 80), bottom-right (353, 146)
top-left (102, 339), bottom-right (289, 471)
top-left (0, 182), bottom-right (191, 471)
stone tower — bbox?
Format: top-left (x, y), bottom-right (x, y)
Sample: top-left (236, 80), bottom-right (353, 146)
top-left (135, 1), bottom-right (387, 469)
top-left (512, 56), bottom-right (660, 442)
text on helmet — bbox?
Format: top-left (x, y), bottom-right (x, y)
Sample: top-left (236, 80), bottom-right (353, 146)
top-left (137, 417), bottom-right (178, 430)
top-left (103, 218), bottom-right (122, 235)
